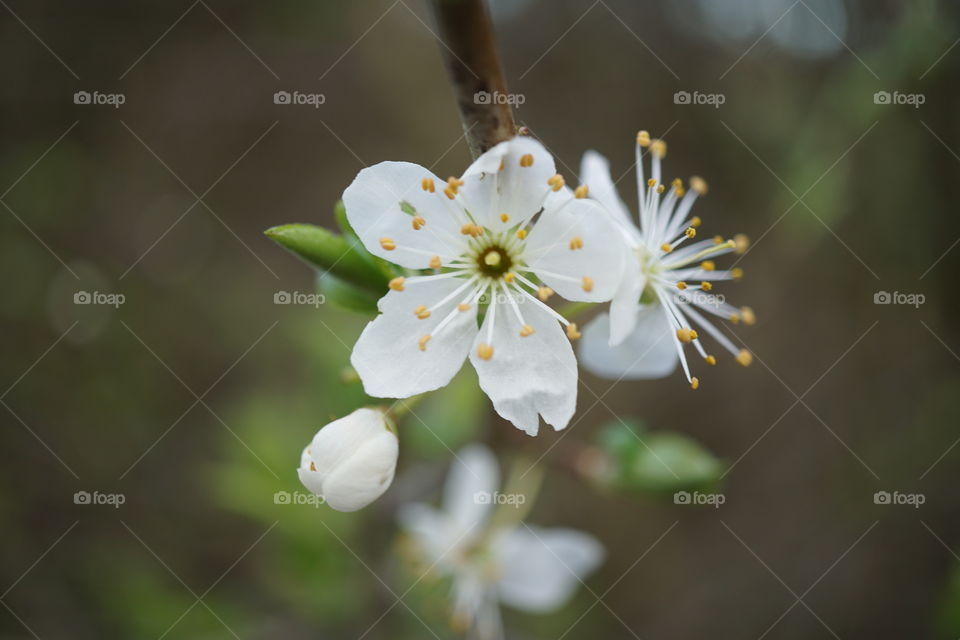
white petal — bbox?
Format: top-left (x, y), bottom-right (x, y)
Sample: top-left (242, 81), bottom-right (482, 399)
top-left (469, 296), bottom-right (577, 435)
top-left (459, 137), bottom-right (556, 232)
top-left (579, 305), bottom-right (679, 379)
top-left (443, 444), bottom-right (500, 537)
top-left (351, 277), bottom-right (478, 398)
top-left (343, 161), bottom-right (464, 269)
top-left (608, 267), bottom-right (645, 346)
top-left (580, 150), bottom-right (635, 231)
top-left (397, 503), bottom-right (452, 563)
top-left (495, 526), bottom-right (604, 613)
top-left (524, 197), bottom-right (627, 303)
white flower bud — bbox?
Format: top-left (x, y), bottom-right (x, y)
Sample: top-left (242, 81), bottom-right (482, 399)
top-left (297, 408), bottom-right (398, 512)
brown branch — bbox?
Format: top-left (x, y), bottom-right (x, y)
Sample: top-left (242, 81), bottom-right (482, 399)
top-left (428, 0), bottom-right (516, 158)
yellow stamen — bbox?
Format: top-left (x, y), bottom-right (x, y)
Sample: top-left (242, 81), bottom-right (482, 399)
top-left (690, 176), bottom-right (708, 195)
top-left (519, 324), bottom-right (535, 337)
top-left (713, 235), bottom-right (725, 244)
top-left (741, 306), bottom-right (756, 325)
top-left (569, 236), bottom-right (584, 250)
top-left (429, 255), bottom-right (441, 269)
top-left (701, 281), bottom-right (713, 291)
top-left (736, 349), bottom-right (753, 367)
top-left (656, 184), bottom-right (666, 194)
top-left (516, 229), bottom-right (527, 240)
top-left (677, 281), bottom-right (688, 290)
top-left (690, 377), bottom-right (700, 390)
top-left (421, 177), bottom-right (435, 192)
top-left (729, 313), bottom-right (740, 324)
top-left (647, 178), bottom-right (657, 188)
top-left (574, 185), bottom-right (589, 199)
top-left (701, 260), bottom-right (716, 271)
top-left (689, 329), bottom-right (699, 340)
top-left (460, 223), bottom-right (483, 237)
top-left (411, 215), bottom-right (426, 230)
top-left (676, 328), bottom-right (694, 343)
top-left (500, 213), bottom-right (509, 223)
top-left (690, 216), bottom-right (702, 228)
top-left (457, 303), bottom-right (471, 312)
top-left (731, 267), bottom-right (744, 280)
top-left (636, 130), bottom-right (651, 147)
top-left (705, 355), bottom-right (717, 366)
top-left (447, 176), bottom-right (464, 190)
top-left (566, 323), bottom-right (581, 340)
top-left (685, 227), bottom-right (697, 239)
top-left (650, 139), bottom-right (667, 158)
top-left (548, 174), bottom-right (565, 191)
top-left (537, 286), bottom-right (554, 301)
top-left (414, 305), bottom-right (430, 320)
top-left (443, 187), bottom-right (456, 200)
top-left (418, 335), bottom-right (431, 351)
top-left (582, 276), bottom-right (594, 292)
top-left (734, 233), bottom-right (750, 254)
top-left (388, 277), bottom-right (405, 292)
top-left (519, 154), bottom-right (534, 167)
top-left (380, 237), bottom-right (396, 251)
top-left (477, 343), bottom-right (494, 360)
top-left (504, 272), bottom-right (515, 283)
top-left (309, 461), bottom-right (316, 471)
top-left (661, 243), bottom-right (673, 253)
top-left (484, 252), bottom-right (501, 266)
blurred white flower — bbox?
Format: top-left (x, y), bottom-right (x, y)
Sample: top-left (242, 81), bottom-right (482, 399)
top-left (297, 408), bottom-right (398, 512)
top-left (576, 132), bottom-right (755, 389)
top-left (398, 445), bottom-right (604, 639)
top-left (344, 136), bottom-right (627, 435)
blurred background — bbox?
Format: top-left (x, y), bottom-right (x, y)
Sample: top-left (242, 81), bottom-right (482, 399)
top-left (2, 0), bottom-right (959, 637)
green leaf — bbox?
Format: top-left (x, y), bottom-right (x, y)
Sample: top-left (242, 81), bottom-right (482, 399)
top-left (265, 223), bottom-right (391, 293)
top-left (316, 272), bottom-right (380, 314)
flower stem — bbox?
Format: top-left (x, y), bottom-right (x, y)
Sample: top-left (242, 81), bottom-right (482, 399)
top-left (558, 300), bottom-right (595, 320)
top-left (385, 393), bottom-right (427, 422)
top-left (428, 0), bottom-right (516, 158)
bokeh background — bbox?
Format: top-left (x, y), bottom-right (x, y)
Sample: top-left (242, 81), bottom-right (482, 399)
top-left (2, 0), bottom-right (960, 637)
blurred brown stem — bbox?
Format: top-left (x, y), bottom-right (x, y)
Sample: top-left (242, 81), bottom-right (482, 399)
top-left (428, 0), bottom-right (516, 158)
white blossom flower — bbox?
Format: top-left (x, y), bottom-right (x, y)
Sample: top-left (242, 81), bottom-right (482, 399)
top-left (344, 137), bottom-right (626, 435)
top-left (576, 131), bottom-right (755, 388)
top-left (297, 408), bottom-right (398, 512)
top-left (398, 445), bottom-right (604, 639)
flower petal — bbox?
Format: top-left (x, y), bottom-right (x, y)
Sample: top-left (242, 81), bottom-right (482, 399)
top-left (351, 277), bottom-right (479, 398)
top-left (580, 150), bottom-right (635, 231)
top-left (443, 444), bottom-right (499, 538)
top-left (579, 306), bottom-right (679, 379)
top-left (495, 526), bottom-right (605, 612)
top-left (343, 161), bottom-right (465, 269)
top-left (608, 267), bottom-right (645, 346)
top-left (318, 433), bottom-right (398, 511)
top-left (524, 197), bottom-right (627, 302)
top-left (459, 137), bottom-right (556, 232)
top-left (469, 295), bottom-right (577, 435)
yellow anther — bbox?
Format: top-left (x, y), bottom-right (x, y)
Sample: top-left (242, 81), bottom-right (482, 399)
top-left (690, 216), bottom-right (702, 228)
top-left (656, 184), bottom-right (666, 194)
top-left (477, 343), bottom-right (494, 360)
top-left (498, 159), bottom-right (505, 171)
top-left (310, 461), bottom-right (316, 471)
top-left (504, 272), bottom-right (516, 283)
top-left (713, 235), bottom-right (725, 244)
top-left (676, 281), bottom-right (688, 290)
top-left (484, 252), bottom-right (501, 266)
top-left (516, 229), bottom-right (527, 240)
top-left (676, 328), bottom-right (694, 343)
top-left (569, 236), bottom-right (584, 250)
top-left (380, 237), bottom-right (396, 251)
top-left (519, 154), bottom-right (534, 167)
top-left (429, 255), bottom-right (442, 269)
top-left (443, 187), bottom-right (456, 199)
top-left (705, 355), bottom-right (717, 366)
top-left (701, 260), bottom-right (716, 271)
top-left (647, 178), bottom-right (657, 188)
top-left (729, 313), bottom-right (741, 324)
top-left (690, 377), bottom-right (700, 390)
top-left (414, 305), bottom-right (431, 320)
top-left (689, 329), bottom-right (699, 340)
top-left (650, 139), bottom-right (667, 158)
top-left (411, 215), bottom-right (426, 230)
top-left (447, 176), bottom-right (464, 189)
top-left (421, 177), bottom-right (435, 192)
top-left (675, 187), bottom-right (686, 197)
top-left (457, 303), bottom-right (471, 312)
top-left (685, 227), bottom-right (697, 239)
top-left (661, 243), bottom-right (673, 253)
top-left (418, 335), bottom-right (431, 351)
top-left (731, 267), bottom-right (744, 280)
top-left (740, 306), bottom-right (756, 325)
top-left (582, 276), bottom-right (594, 292)
top-left (537, 286), bottom-right (554, 301)
top-left (519, 324), bottom-right (535, 337)
top-left (736, 349), bottom-right (753, 367)
top-left (548, 174), bottom-right (565, 191)
top-left (461, 223), bottom-right (483, 237)
top-left (500, 213), bottom-right (510, 223)
top-left (701, 281), bottom-right (713, 291)
top-left (574, 185), bottom-right (589, 199)
top-left (690, 176), bottom-right (708, 195)
top-left (566, 323), bottom-right (581, 340)
top-left (388, 277), bottom-right (405, 292)
top-left (636, 130), bottom-right (651, 147)
top-left (734, 233), bottom-right (750, 254)
top-left (672, 178), bottom-right (683, 189)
